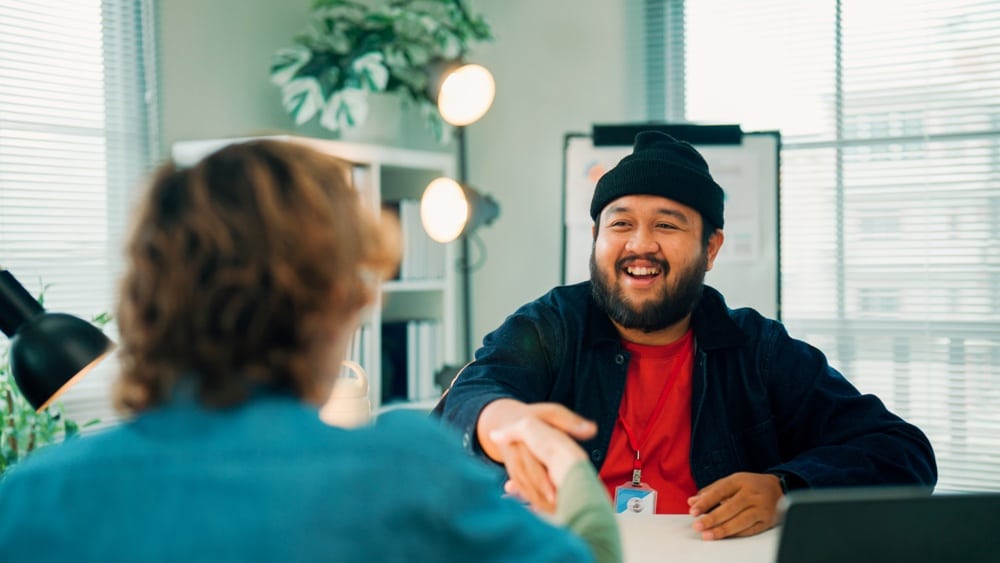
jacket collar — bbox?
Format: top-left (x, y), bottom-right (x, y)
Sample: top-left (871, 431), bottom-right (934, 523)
top-left (690, 285), bottom-right (747, 350)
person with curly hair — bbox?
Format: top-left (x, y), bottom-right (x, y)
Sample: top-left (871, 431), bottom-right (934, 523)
top-left (0, 139), bottom-right (619, 562)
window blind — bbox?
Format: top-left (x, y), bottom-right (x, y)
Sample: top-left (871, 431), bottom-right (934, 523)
top-left (670, 0), bottom-right (1000, 491)
top-left (0, 0), bottom-right (158, 430)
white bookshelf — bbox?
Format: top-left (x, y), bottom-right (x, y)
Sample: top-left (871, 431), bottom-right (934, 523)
top-left (172, 136), bottom-right (459, 411)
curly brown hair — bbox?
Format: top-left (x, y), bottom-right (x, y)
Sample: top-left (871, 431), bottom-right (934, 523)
top-left (114, 139), bottom-right (397, 413)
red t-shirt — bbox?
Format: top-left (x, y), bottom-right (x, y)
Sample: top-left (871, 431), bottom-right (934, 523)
top-left (598, 329), bottom-right (698, 513)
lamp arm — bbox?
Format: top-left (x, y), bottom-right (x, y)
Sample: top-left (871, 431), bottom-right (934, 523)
top-left (0, 270), bottom-right (44, 338)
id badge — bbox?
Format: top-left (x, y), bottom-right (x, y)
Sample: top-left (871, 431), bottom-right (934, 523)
top-left (614, 482), bottom-right (657, 515)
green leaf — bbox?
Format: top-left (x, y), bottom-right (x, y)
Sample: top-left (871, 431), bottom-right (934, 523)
top-left (320, 88), bottom-right (368, 131)
top-left (281, 77), bottom-right (325, 125)
top-left (270, 46), bottom-right (312, 86)
top-left (353, 52), bottom-right (389, 91)
top-left (90, 311), bottom-right (113, 328)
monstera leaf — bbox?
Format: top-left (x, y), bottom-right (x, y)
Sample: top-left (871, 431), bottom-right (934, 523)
top-left (270, 0), bottom-right (492, 141)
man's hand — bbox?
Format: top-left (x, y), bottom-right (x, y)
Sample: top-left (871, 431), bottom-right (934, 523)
top-left (490, 415), bottom-right (592, 513)
top-left (687, 472), bottom-right (783, 540)
top-left (478, 400), bottom-right (596, 514)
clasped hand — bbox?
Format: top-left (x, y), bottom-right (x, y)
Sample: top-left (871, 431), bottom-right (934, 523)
top-left (486, 402), bottom-right (597, 514)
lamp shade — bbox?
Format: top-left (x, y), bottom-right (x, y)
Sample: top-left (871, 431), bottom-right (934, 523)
top-left (420, 177), bottom-right (500, 243)
top-left (435, 63), bottom-right (495, 127)
top-left (1, 269), bottom-right (113, 411)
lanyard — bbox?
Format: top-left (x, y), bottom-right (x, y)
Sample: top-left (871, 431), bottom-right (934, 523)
top-left (618, 372), bottom-right (675, 487)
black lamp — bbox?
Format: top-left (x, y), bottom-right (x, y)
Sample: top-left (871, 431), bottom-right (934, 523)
top-left (420, 177), bottom-right (499, 244)
top-left (422, 60), bottom-right (498, 361)
top-left (0, 269), bottom-right (114, 411)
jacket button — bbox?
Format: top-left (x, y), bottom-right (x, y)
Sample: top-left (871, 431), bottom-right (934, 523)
top-left (614, 354), bottom-right (625, 365)
top-left (462, 432), bottom-right (471, 449)
top-left (591, 449), bottom-right (603, 461)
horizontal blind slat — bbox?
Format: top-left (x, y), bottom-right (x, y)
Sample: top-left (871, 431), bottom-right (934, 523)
top-left (683, 0), bottom-right (1000, 491)
top-left (1, 0), bottom-right (154, 434)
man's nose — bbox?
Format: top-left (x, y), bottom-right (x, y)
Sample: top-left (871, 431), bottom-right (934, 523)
top-left (625, 229), bottom-right (659, 253)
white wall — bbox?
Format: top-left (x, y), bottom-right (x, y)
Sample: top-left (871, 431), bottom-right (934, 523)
top-left (158, 0), bottom-right (313, 151)
top-left (157, 0), bottom-right (643, 356)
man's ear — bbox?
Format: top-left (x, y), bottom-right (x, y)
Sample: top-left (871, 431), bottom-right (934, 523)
top-left (705, 229), bottom-right (724, 271)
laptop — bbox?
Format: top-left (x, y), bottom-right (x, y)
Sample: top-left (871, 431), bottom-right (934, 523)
top-left (775, 487), bottom-right (1000, 563)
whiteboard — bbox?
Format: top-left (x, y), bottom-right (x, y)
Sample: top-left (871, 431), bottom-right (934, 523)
top-left (561, 128), bottom-right (781, 319)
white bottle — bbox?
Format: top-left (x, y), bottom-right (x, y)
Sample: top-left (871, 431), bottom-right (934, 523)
top-left (320, 360), bottom-right (371, 428)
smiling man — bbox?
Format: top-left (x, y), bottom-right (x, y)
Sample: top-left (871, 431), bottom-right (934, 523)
top-left (441, 131), bottom-right (938, 540)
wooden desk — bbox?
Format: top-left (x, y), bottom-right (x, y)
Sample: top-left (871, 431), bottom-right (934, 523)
top-left (617, 515), bottom-right (779, 563)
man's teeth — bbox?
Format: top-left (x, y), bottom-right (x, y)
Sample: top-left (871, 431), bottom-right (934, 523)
top-left (626, 266), bottom-right (660, 276)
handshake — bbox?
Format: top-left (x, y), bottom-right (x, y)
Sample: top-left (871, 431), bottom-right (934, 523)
top-left (483, 400), bottom-right (598, 514)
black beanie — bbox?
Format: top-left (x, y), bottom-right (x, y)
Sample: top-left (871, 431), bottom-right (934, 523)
top-left (590, 131), bottom-right (725, 229)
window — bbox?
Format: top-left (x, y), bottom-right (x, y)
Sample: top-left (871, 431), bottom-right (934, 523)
top-left (0, 0), bottom-right (158, 429)
top-left (661, 0), bottom-right (1000, 491)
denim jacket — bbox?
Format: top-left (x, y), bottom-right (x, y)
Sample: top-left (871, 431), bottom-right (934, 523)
top-left (442, 282), bottom-right (937, 490)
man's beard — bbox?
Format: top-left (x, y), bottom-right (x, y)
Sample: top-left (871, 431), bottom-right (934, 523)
top-left (590, 249), bottom-right (708, 333)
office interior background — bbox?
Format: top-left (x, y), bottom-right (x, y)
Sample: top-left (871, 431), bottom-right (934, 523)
top-left (1, 0), bottom-right (998, 492)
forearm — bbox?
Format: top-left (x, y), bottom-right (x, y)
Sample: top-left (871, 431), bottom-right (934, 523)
top-left (443, 307), bottom-right (564, 459)
top-left (767, 329), bottom-right (938, 488)
top-left (785, 382), bottom-right (936, 487)
top-left (556, 460), bottom-right (622, 563)
top-left (777, 426), bottom-right (937, 488)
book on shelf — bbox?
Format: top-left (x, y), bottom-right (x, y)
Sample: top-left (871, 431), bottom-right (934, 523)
top-left (341, 325), bottom-right (369, 377)
top-left (396, 198), bottom-right (446, 281)
top-left (350, 163), bottom-right (374, 205)
top-left (382, 319), bottom-right (444, 404)
top-left (406, 320), bottom-right (443, 401)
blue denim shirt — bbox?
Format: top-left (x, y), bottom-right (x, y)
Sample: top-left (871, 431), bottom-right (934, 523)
top-left (0, 395), bottom-right (592, 562)
top-left (442, 282), bottom-right (937, 490)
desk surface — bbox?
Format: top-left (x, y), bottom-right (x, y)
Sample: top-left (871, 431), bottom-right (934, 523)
top-left (617, 515), bottom-right (779, 563)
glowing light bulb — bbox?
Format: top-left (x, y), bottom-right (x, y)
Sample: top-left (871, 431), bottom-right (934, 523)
top-left (437, 64), bottom-right (496, 126)
top-left (420, 177), bottom-right (469, 243)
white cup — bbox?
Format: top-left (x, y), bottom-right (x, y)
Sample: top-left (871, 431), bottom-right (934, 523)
top-left (320, 360), bottom-right (371, 428)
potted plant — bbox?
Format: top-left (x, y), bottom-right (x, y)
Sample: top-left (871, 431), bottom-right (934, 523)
top-left (0, 287), bottom-right (107, 478)
top-left (270, 0), bottom-right (493, 142)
